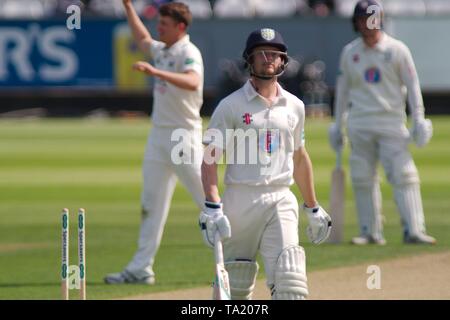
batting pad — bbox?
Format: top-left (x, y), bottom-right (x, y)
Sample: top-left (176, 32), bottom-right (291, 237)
top-left (353, 183), bottom-right (384, 239)
top-left (272, 245), bottom-right (308, 300)
top-left (225, 260), bottom-right (259, 300)
top-left (394, 183), bottom-right (426, 237)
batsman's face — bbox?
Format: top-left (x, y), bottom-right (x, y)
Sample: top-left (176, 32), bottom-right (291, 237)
top-left (157, 16), bottom-right (184, 45)
top-left (251, 46), bottom-right (284, 76)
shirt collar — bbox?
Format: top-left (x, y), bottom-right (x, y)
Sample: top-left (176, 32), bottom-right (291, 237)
top-left (243, 80), bottom-right (287, 105)
top-left (373, 32), bottom-right (388, 51)
top-left (361, 32), bottom-right (388, 52)
top-left (164, 34), bottom-right (190, 53)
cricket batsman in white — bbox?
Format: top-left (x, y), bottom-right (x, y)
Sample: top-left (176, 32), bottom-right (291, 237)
top-left (329, 0), bottom-right (436, 245)
top-left (105, 1), bottom-right (205, 284)
top-left (200, 28), bottom-right (332, 300)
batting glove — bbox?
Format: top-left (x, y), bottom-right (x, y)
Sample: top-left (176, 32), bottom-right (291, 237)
top-left (199, 201), bottom-right (231, 248)
top-left (303, 204), bottom-right (332, 244)
top-left (328, 122), bottom-right (344, 153)
top-left (411, 118), bottom-right (433, 148)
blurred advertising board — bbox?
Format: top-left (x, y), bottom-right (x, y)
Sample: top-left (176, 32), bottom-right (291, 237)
top-left (0, 20), bottom-right (148, 90)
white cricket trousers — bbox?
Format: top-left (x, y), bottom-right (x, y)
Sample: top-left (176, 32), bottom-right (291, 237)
top-left (126, 126), bottom-right (204, 278)
top-left (348, 123), bottom-right (426, 239)
top-left (222, 185), bottom-right (300, 288)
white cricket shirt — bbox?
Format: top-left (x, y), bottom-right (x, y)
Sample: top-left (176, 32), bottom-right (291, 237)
top-left (204, 80), bottom-right (306, 187)
top-left (148, 35), bottom-right (204, 129)
top-left (334, 32), bottom-right (425, 130)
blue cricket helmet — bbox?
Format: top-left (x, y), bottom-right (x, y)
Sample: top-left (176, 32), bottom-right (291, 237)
top-left (242, 28), bottom-right (288, 63)
top-left (352, 0), bottom-right (384, 32)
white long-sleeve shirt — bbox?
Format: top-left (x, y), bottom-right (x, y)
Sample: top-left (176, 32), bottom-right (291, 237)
top-left (147, 35), bottom-right (204, 130)
top-left (334, 32), bottom-right (425, 130)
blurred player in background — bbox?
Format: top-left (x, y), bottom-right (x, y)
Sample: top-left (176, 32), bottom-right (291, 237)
top-left (200, 28), bottom-right (331, 300)
top-left (105, 0), bottom-right (205, 284)
top-left (329, 0), bottom-right (436, 245)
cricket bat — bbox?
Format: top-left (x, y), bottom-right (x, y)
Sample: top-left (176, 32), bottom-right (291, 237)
top-left (212, 233), bottom-right (231, 300)
top-left (328, 149), bottom-right (345, 243)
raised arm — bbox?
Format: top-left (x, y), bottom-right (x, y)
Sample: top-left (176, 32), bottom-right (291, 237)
top-left (123, 0), bottom-right (153, 53)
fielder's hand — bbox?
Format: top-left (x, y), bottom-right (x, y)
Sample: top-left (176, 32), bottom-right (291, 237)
top-left (199, 201), bottom-right (231, 248)
top-left (133, 61), bottom-right (159, 76)
top-left (328, 122), bottom-right (344, 153)
top-left (303, 204), bottom-right (332, 244)
top-left (411, 118), bottom-right (433, 148)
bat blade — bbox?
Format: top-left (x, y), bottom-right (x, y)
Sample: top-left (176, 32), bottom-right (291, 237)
top-left (212, 234), bottom-right (231, 300)
top-left (213, 263), bottom-right (231, 300)
top-left (328, 165), bottom-right (345, 243)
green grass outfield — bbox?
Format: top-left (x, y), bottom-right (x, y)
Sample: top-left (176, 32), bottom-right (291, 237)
top-left (0, 116), bottom-right (449, 300)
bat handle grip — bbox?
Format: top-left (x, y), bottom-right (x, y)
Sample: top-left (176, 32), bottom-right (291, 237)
top-left (336, 148), bottom-right (343, 169)
top-left (214, 232), bottom-right (225, 265)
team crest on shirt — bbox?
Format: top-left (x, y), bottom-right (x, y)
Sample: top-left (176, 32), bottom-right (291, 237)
top-left (261, 28), bottom-right (275, 41)
top-left (242, 113), bottom-right (253, 125)
top-left (365, 67), bottom-right (381, 83)
top-left (259, 129), bottom-right (280, 154)
top-left (353, 54), bottom-right (360, 63)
